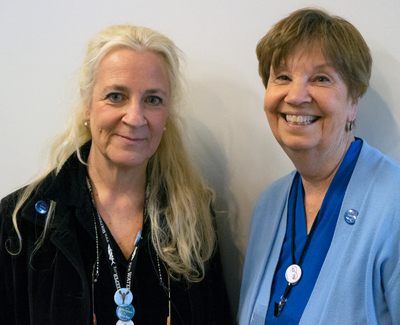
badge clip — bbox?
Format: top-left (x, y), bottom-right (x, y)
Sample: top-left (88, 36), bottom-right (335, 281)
top-left (274, 295), bottom-right (287, 318)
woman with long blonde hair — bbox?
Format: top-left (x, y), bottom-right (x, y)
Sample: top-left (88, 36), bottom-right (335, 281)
top-left (0, 24), bottom-right (231, 325)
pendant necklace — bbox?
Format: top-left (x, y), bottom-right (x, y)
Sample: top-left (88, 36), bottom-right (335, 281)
top-left (274, 182), bottom-right (320, 318)
top-left (87, 176), bottom-right (149, 325)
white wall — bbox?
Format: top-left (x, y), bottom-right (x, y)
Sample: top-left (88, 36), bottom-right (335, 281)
top-left (2, 0), bottom-right (400, 318)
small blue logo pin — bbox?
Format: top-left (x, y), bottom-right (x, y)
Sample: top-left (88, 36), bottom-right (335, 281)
top-left (35, 200), bottom-right (48, 214)
top-left (344, 209), bottom-right (358, 225)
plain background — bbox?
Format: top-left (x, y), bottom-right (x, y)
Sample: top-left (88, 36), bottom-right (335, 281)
top-left (2, 0), bottom-right (400, 319)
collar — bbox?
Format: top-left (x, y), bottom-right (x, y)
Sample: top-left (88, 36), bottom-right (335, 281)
top-left (44, 141), bottom-right (91, 208)
top-left (20, 140), bottom-right (162, 239)
top-left (20, 141), bottom-right (92, 228)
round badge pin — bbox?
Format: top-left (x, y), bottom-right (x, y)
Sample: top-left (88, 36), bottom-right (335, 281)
top-left (114, 288), bottom-right (133, 306)
top-left (35, 200), bottom-right (48, 214)
top-left (285, 264), bottom-right (302, 284)
top-left (344, 209), bottom-right (358, 225)
top-left (116, 320), bottom-right (134, 325)
top-left (116, 304), bottom-right (135, 322)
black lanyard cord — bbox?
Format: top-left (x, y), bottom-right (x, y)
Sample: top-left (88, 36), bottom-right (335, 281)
top-left (275, 182), bottom-right (320, 318)
top-left (291, 186), bottom-right (320, 267)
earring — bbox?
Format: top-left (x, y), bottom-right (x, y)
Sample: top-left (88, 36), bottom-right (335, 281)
top-left (347, 119), bottom-right (355, 132)
top-left (84, 121), bottom-right (89, 127)
top-left (163, 126), bottom-right (166, 131)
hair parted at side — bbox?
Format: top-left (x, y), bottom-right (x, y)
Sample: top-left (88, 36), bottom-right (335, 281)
top-left (256, 8), bottom-right (373, 100)
top-left (10, 24), bottom-right (216, 283)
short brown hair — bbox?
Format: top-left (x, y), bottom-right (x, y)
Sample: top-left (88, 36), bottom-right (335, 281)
top-left (256, 8), bottom-right (372, 100)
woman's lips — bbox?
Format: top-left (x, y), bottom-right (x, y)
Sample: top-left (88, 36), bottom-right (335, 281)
top-left (118, 135), bottom-right (145, 143)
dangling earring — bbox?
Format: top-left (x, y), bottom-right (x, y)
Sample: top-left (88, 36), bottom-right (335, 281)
top-left (347, 119), bottom-right (355, 132)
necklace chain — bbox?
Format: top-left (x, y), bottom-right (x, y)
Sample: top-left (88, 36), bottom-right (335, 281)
top-left (93, 210), bottom-right (100, 280)
top-left (157, 254), bottom-right (163, 285)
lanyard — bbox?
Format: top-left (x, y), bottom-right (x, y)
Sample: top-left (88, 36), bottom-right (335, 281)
top-left (274, 182), bottom-right (320, 318)
top-left (95, 211), bottom-right (141, 291)
top-left (86, 176), bottom-right (149, 324)
top-left (272, 140), bottom-right (363, 320)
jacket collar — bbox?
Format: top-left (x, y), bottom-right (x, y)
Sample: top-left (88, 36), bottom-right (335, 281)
top-left (45, 141), bottom-right (91, 208)
top-left (21, 141), bottom-right (92, 228)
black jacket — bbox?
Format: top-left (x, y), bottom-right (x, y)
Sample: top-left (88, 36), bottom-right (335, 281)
top-left (0, 143), bottom-right (232, 324)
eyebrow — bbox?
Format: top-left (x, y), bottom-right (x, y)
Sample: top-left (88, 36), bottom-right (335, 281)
top-left (146, 88), bottom-right (168, 96)
top-left (100, 85), bottom-right (168, 96)
top-left (276, 63), bottom-right (331, 69)
top-left (273, 63), bottom-right (333, 74)
top-left (100, 85), bottom-right (129, 97)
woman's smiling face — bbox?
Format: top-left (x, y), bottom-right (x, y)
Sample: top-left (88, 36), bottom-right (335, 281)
top-left (264, 46), bottom-right (358, 157)
top-left (87, 48), bottom-right (170, 171)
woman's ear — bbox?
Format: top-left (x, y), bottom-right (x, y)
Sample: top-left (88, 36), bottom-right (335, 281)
top-left (84, 108), bottom-right (90, 121)
top-left (81, 89), bottom-right (91, 121)
top-left (348, 98), bottom-right (359, 122)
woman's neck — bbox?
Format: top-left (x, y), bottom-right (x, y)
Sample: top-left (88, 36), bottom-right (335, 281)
top-left (287, 135), bottom-right (355, 232)
top-left (87, 150), bottom-right (147, 259)
top-left (288, 135), bottom-right (354, 188)
top-left (87, 148), bottom-right (147, 195)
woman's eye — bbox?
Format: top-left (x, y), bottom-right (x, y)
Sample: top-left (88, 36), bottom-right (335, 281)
top-left (277, 75), bottom-right (291, 81)
top-left (315, 76), bottom-right (330, 82)
top-left (144, 96), bottom-right (163, 105)
top-left (106, 93), bottom-right (123, 103)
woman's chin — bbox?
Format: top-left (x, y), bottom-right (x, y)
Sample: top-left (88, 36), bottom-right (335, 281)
top-left (110, 157), bottom-right (149, 170)
top-left (278, 137), bottom-right (320, 153)
top-left (100, 151), bottom-right (150, 170)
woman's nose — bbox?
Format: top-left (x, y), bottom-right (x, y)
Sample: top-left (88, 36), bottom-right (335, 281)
top-left (284, 80), bottom-right (312, 105)
top-left (122, 100), bottom-right (147, 127)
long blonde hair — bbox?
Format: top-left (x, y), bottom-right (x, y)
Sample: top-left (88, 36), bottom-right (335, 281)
top-left (10, 24), bottom-right (216, 282)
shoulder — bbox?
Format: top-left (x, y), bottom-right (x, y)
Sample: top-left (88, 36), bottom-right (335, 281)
top-left (0, 172), bottom-right (56, 231)
top-left (352, 141), bottom-right (400, 202)
top-left (342, 141), bottom-right (400, 229)
top-left (346, 141), bottom-right (400, 260)
top-left (0, 189), bottom-right (22, 234)
top-left (0, 189), bottom-right (23, 218)
top-left (357, 141), bottom-right (400, 179)
top-left (250, 171), bottom-right (295, 226)
top-left (257, 171), bottom-right (295, 203)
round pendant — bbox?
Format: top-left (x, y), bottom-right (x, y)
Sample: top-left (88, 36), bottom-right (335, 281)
top-left (116, 304), bottom-right (135, 321)
top-left (117, 320), bottom-right (134, 325)
top-left (114, 288), bottom-right (133, 306)
top-left (285, 264), bottom-right (302, 284)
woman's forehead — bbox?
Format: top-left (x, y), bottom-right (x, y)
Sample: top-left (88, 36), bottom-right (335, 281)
top-left (273, 44), bottom-right (331, 68)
